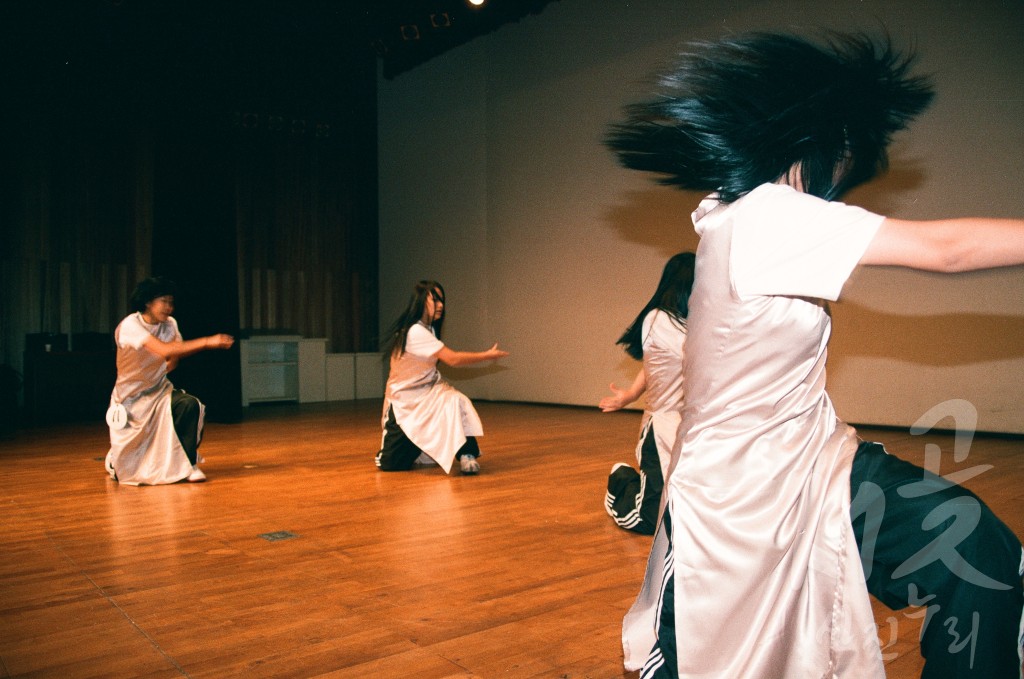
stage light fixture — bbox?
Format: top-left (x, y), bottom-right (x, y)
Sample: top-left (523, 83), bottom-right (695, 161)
top-left (430, 12), bottom-right (451, 28)
top-left (400, 24), bottom-right (420, 40)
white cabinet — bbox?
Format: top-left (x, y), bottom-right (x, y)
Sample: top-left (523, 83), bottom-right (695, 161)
top-left (355, 353), bottom-right (387, 399)
top-left (297, 340), bottom-right (327, 403)
top-left (241, 339), bottom-right (384, 406)
top-left (324, 352), bottom-right (386, 401)
top-left (240, 336), bottom-right (327, 406)
top-left (325, 354), bottom-right (356, 400)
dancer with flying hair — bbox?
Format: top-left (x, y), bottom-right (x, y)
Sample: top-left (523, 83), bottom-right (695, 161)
top-left (601, 252), bottom-right (694, 536)
top-left (605, 32), bottom-right (1024, 678)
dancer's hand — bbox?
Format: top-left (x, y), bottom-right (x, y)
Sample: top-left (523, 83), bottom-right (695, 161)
top-left (486, 343), bottom-right (509, 360)
top-left (206, 334), bottom-right (235, 350)
top-left (599, 383), bottom-right (629, 412)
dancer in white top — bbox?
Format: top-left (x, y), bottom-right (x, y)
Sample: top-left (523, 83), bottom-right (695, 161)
top-left (376, 280), bottom-right (508, 475)
top-left (601, 252), bottom-right (693, 535)
top-left (606, 32), bottom-right (1024, 678)
top-left (105, 277), bottom-right (234, 485)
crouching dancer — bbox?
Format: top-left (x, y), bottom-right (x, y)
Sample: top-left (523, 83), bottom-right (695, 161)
top-left (376, 280), bottom-right (509, 475)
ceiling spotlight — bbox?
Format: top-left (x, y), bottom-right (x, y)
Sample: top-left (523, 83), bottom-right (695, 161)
top-left (467, 0), bottom-right (485, 7)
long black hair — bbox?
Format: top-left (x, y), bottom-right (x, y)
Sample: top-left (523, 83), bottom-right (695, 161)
top-left (382, 280), bottom-right (446, 358)
top-left (606, 32), bottom-right (934, 202)
top-left (617, 252), bottom-right (695, 360)
top-left (130, 276), bottom-right (177, 313)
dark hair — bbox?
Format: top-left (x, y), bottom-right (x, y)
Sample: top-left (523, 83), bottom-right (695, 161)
top-left (382, 280), bottom-right (446, 358)
top-left (605, 32), bottom-right (934, 202)
top-left (617, 252), bottom-right (695, 360)
top-left (130, 276), bottom-right (177, 313)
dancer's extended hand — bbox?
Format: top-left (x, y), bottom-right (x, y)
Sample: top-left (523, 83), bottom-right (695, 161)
top-left (599, 383), bottom-right (630, 412)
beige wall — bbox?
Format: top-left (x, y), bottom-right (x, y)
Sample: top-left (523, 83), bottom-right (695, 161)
top-left (379, 0), bottom-right (1024, 434)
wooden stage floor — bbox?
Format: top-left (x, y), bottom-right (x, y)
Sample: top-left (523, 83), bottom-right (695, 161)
top-left (1, 400), bottom-right (1021, 678)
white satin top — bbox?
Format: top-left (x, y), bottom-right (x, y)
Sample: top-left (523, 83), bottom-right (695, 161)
top-left (105, 314), bottom-right (201, 485)
top-left (640, 309), bottom-right (687, 479)
top-left (624, 183), bottom-right (887, 677)
top-left (383, 322), bottom-right (484, 474)
top-left (641, 309), bottom-right (686, 416)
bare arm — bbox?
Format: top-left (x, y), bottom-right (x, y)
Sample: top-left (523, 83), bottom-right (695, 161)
top-left (861, 217), bottom-right (1024, 272)
top-left (599, 368), bottom-right (647, 412)
top-left (435, 343), bottom-right (509, 367)
top-left (142, 333), bottom-right (235, 372)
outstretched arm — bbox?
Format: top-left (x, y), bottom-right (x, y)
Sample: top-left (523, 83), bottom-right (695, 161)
top-left (599, 368), bottom-right (647, 412)
top-left (142, 333), bottom-right (235, 372)
top-left (435, 343), bottom-right (509, 367)
top-left (861, 217), bottom-right (1024, 272)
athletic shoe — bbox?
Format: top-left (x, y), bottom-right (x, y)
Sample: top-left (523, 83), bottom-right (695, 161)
top-left (187, 466), bottom-right (207, 483)
top-left (607, 463), bottom-right (639, 496)
top-left (459, 455), bottom-right (480, 475)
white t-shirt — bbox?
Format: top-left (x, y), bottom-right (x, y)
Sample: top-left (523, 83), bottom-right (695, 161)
top-left (728, 183), bottom-right (884, 300)
top-left (624, 183), bottom-right (888, 677)
top-left (404, 323), bottom-right (444, 360)
top-left (640, 309), bottom-right (686, 415)
top-left (382, 321), bottom-right (483, 473)
top-left (117, 313), bottom-right (181, 349)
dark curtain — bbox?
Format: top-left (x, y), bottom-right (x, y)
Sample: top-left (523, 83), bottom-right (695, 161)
top-left (232, 99), bottom-right (379, 355)
top-left (151, 127), bottom-right (242, 423)
top-left (0, 1), bottom-right (379, 426)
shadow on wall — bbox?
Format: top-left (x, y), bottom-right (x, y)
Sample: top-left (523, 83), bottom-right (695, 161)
top-left (601, 152), bottom-right (929, 255)
top-left (601, 187), bottom-right (704, 255)
top-left (440, 363), bottom-right (511, 384)
top-left (830, 302), bottom-right (1024, 366)
top-left (843, 157), bottom-right (930, 217)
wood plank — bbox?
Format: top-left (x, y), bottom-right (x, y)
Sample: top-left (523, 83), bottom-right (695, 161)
top-left (0, 401), bottom-right (1020, 678)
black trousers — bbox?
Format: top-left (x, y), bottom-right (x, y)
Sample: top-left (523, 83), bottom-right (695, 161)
top-left (375, 405), bottom-right (480, 471)
top-left (849, 441), bottom-right (1023, 678)
top-left (170, 389), bottom-right (202, 466)
top-left (606, 420), bottom-right (664, 535)
top-left (647, 440), bottom-right (1024, 678)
